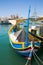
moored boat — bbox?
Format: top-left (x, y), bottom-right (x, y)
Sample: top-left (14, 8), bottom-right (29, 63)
top-left (8, 9), bottom-right (41, 61)
top-left (8, 25), bottom-right (40, 59)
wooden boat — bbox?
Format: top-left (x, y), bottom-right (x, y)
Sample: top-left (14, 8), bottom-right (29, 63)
top-left (17, 19), bottom-right (43, 42)
top-left (8, 9), bottom-right (41, 60)
top-left (8, 26), bottom-right (41, 59)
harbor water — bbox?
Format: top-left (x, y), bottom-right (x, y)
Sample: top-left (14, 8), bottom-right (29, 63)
top-left (0, 25), bottom-right (43, 65)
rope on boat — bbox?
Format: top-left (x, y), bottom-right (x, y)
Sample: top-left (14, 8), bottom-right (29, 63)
top-left (33, 50), bottom-right (43, 64)
top-left (25, 59), bottom-right (32, 65)
top-left (33, 52), bottom-right (40, 65)
top-left (25, 59), bottom-right (29, 65)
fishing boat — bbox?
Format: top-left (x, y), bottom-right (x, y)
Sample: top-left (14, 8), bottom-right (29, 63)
top-left (8, 9), bottom-right (41, 60)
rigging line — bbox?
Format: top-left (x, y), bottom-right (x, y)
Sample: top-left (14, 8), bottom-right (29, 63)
top-left (33, 52), bottom-right (40, 65)
top-left (25, 59), bottom-right (29, 65)
top-left (33, 50), bottom-right (43, 64)
top-left (25, 57), bottom-right (32, 65)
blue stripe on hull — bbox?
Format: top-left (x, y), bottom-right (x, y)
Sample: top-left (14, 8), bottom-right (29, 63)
top-left (10, 41), bottom-right (32, 57)
top-left (10, 40), bottom-right (40, 57)
top-left (13, 44), bottom-right (22, 48)
top-left (11, 42), bottom-right (40, 49)
top-left (17, 51), bottom-right (32, 57)
top-left (34, 42), bottom-right (40, 46)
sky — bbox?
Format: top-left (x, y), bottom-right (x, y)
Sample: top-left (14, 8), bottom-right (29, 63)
top-left (0, 0), bottom-right (43, 18)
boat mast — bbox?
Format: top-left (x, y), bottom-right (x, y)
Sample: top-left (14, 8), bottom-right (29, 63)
top-left (25, 8), bottom-right (30, 44)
